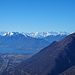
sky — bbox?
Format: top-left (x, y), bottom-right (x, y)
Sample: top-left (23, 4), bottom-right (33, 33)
top-left (0, 0), bottom-right (75, 33)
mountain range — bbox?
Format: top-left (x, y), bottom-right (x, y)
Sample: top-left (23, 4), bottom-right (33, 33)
top-left (0, 32), bottom-right (49, 50)
top-left (21, 31), bottom-right (69, 38)
top-left (0, 31), bottom-right (69, 38)
top-left (0, 31), bottom-right (68, 51)
top-left (11, 33), bottom-right (75, 75)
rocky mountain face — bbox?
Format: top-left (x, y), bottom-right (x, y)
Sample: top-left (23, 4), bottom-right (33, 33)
top-left (12, 33), bottom-right (75, 75)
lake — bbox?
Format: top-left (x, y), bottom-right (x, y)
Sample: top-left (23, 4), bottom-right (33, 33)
top-left (0, 49), bottom-right (40, 53)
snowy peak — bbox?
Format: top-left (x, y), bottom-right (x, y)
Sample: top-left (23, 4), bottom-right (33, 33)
top-left (1, 32), bottom-right (16, 36)
top-left (1, 32), bottom-right (28, 37)
top-left (2, 33), bottom-right (7, 36)
top-left (9, 32), bottom-right (14, 36)
top-left (3, 32), bottom-right (14, 36)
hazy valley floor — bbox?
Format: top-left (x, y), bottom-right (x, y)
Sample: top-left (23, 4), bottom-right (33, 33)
top-left (0, 53), bottom-right (35, 75)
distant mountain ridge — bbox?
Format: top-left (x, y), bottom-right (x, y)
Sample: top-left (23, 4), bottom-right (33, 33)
top-left (0, 31), bottom-right (69, 38)
top-left (22, 31), bottom-right (69, 38)
top-left (0, 31), bottom-right (69, 51)
top-left (0, 32), bottom-right (50, 50)
top-left (43, 34), bottom-right (67, 43)
top-left (0, 32), bottom-right (27, 37)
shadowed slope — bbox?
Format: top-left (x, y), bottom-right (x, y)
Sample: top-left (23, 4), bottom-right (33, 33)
top-left (59, 66), bottom-right (75, 75)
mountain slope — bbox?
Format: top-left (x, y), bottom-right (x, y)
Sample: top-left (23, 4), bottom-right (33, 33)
top-left (13, 33), bottom-right (75, 75)
top-left (43, 34), bottom-right (67, 43)
top-left (0, 32), bottom-right (50, 50)
top-left (59, 66), bottom-right (75, 75)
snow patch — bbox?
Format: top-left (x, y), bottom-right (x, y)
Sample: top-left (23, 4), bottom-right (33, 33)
top-left (35, 32), bottom-right (38, 36)
top-left (47, 33), bottom-right (51, 36)
top-left (2, 33), bottom-right (7, 36)
top-left (10, 32), bottom-right (14, 36)
top-left (23, 33), bottom-right (27, 37)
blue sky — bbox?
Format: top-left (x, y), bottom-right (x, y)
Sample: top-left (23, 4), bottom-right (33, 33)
top-left (0, 0), bottom-right (75, 33)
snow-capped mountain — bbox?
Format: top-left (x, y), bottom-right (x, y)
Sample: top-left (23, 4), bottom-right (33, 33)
top-left (0, 31), bottom-right (7, 35)
top-left (22, 31), bottom-right (69, 38)
top-left (0, 31), bottom-right (70, 51)
top-left (0, 31), bottom-right (69, 38)
top-left (0, 32), bottom-right (28, 37)
top-left (0, 32), bottom-right (50, 50)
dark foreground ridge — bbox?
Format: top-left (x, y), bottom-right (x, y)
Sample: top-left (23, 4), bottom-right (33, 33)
top-left (3, 33), bottom-right (75, 75)
top-left (59, 65), bottom-right (75, 75)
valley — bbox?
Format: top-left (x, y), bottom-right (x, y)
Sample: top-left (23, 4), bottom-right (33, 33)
top-left (0, 53), bottom-right (35, 75)
top-left (0, 56), bottom-right (7, 74)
